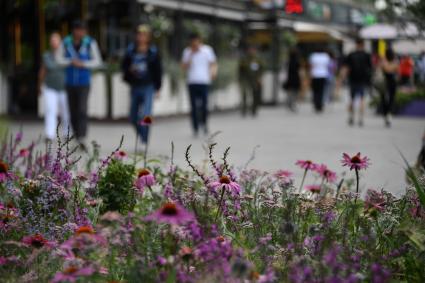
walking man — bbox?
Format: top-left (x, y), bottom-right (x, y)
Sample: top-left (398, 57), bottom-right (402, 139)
top-left (340, 39), bottom-right (372, 127)
top-left (239, 45), bottom-right (264, 117)
top-left (38, 32), bottom-right (70, 142)
top-left (56, 20), bottom-right (102, 150)
top-left (122, 25), bottom-right (162, 146)
top-left (182, 33), bottom-right (217, 137)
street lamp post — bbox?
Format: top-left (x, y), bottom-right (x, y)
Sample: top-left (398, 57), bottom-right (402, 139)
top-left (270, 0), bottom-right (280, 105)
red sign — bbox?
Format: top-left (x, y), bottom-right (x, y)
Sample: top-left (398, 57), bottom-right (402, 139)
top-left (285, 0), bottom-right (303, 14)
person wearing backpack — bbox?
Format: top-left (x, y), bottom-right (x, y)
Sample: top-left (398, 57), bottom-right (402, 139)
top-left (56, 20), bottom-right (102, 150)
top-left (122, 25), bottom-right (162, 146)
top-left (339, 38), bottom-right (372, 127)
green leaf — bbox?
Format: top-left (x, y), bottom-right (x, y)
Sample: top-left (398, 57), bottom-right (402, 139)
top-left (399, 150), bottom-right (425, 207)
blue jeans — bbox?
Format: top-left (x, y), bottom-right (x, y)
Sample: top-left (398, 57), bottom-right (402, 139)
top-left (188, 84), bottom-right (209, 133)
top-left (130, 84), bottom-right (154, 143)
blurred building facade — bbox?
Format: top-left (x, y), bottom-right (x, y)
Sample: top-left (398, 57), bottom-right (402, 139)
top-left (0, 0), bottom-right (377, 118)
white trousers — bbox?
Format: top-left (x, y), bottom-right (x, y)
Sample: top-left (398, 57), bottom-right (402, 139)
top-left (43, 86), bottom-right (70, 139)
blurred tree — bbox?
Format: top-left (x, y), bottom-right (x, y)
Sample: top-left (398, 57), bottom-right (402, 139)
top-left (377, 0), bottom-right (425, 30)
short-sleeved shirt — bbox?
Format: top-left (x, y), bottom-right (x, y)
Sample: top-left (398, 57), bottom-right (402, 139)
top-left (43, 51), bottom-right (65, 91)
top-left (182, 45), bottom-right (216, 85)
top-left (344, 50), bottom-right (372, 85)
top-left (309, 52), bottom-right (331, 79)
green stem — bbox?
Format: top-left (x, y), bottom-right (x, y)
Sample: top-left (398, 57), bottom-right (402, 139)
top-left (355, 169), bottom-right (359, 204)
top-left (215, 188), bottom-right (226, 223)
top-left (134, 133), bottom-right (138, 166)
top-left (298, 169), bottom-right (308, 194)
top-left (143, 141), bottom-right (149, 168)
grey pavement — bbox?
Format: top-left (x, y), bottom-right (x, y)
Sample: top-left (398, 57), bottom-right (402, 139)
top-left (7, 99), bottom-right (425, 196)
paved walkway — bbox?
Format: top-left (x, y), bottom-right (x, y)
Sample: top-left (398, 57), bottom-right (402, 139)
top-left (8, 99), bottom-right (425, 196)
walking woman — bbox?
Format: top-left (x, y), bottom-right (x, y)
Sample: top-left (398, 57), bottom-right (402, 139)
top-left (283, 48), bottom-right (301, 112)
top-left (309, 48), bottom-right (330, 113)
top-left (38, 32), bottom-right (70, 142)
top-left (380, 48), bottom-right (398, 127)
top-left (122, 25), bottom-right (162, 146)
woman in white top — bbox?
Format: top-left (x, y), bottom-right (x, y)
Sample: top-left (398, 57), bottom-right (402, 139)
top-left (181, 33), bottom-right (217, 137)
top-left (309, 49), bottom-right (330, 113)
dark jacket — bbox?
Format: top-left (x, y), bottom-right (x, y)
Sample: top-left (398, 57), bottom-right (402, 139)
top-left (284, 55), bottom-right (301, 90)
top-left (122, 44), bottom-right (162, 91)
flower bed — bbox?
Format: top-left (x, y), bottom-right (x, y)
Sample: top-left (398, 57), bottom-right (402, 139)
top-left (0, 132), bottom-right (425, 282)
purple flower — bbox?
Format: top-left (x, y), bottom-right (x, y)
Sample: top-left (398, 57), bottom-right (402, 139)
top-left (0, 160), bottom-right (9, 183)
top-left (341, 153), bottom-right (370, 171)
top-left (22, 233), bottom-right (54, 249)
top-left (113, 150), bottom-right (127, 160)
top-left (305, 184), bottom-right (321, 194)
top-left (157, 256), bottom-right (167, 266)
top-left (364, 189), bottom-right (386, 213)
top-left (274, 169), bottom-right (294, 184)
top-left (315, 164), bottom-right (337, 183)
top-left (139, 115), bottom-right (153, 126)
top-left (144, 202), bottom-right (196, 226)
top-left (15, 132), bottom-right (23, 142)
top-left (296, 160), bottom-right (317, 171)
top-left (51, 266), bottom-right (95, 283)
top-left (370, 263), bottom-right (391, 283)
top-left (135, 168), bottom-right (155, 191)
top-left (210, 175), bottom-right (240, 195)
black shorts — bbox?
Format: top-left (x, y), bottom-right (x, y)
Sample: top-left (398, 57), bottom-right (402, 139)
top-left (349, 83), bottom-right (366, 99)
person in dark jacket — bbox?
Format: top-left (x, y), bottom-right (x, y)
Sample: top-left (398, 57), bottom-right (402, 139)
top-left (122, 25), bottom-right (162, 145)
top-left (56, 20), bottom-right (102, 150)
top-left (380, 48), bottom-right (398, 127)
top-left (239, 45), bottom-right (264, 117)
top-left (339, 38), bottom-right (372, 127)
top-left (283, 48), bottom-right (301, 112)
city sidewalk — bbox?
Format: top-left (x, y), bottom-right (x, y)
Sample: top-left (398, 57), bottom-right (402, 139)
top-left (9, 99), bottom-right (425, 196)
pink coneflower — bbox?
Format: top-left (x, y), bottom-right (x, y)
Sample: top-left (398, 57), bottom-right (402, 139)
top-left (135, 168), bottom-right (155, 191)
top-left (144, 202), bottom-right (196, 225)
top-left (274, 170), bottom-right (294, 184)
top-left (295, 160), bottom-right (317, 171)
top-left (0, 160), bottom-right (9, 182)
top-left (85, 199), bottom-right (99, 207)
top-left (209, 175), bottom-right (241, 194)
top-left (341, 153), bottom-right (370, 171)
top-left (75, 226), bottom-right (95, 236)
top-left (341, 152), bottom-right (370, 203)
top-left (305, 185), bottom-right (321, 194)
top-left (139, 115), bottom-right (153, 126)
top-left (296, 160), bottom-right (317, 193)
top-left (315, 164), bottom-right (337, 183)
top-left (51, 266), bottom-right (95, 283)
top-left (179, 246), bottom-right (193, 260)
top-left (113, 150), bottom-right (127, 160)
top-left (22, 233), bottom-right (52, 249)
top-left (18, 148), bottom-right (30, 158)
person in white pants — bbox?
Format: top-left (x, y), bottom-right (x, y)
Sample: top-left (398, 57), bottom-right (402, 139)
top-left (38, 32), bottom-right (70, 141)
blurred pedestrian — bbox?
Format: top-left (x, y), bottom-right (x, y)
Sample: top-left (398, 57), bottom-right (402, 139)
top-left (340, 39), bottom-right (372, 127)
top-left (418, 51), bottom-right (425, 86)
top-left (122, 25), bottom-right (162, 146)
top-left (324, 50), bottom-right (337, 103)
top-left (239, 45), bottom-right (264, 116)
top-left (283, 48), bottom-right (301, 112)
top-left (380, 48), bottom-right (398, 128)
top-left (399, 55), bottom-right (414, 87)
top-left (181, 33), bottom-right (217, 137)
top-left (56, 20), bottom-right (102, 150)
top-left (38, 32), bottom-right (70, 142)
top-left (309, 47), bottom-right (330, 113)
